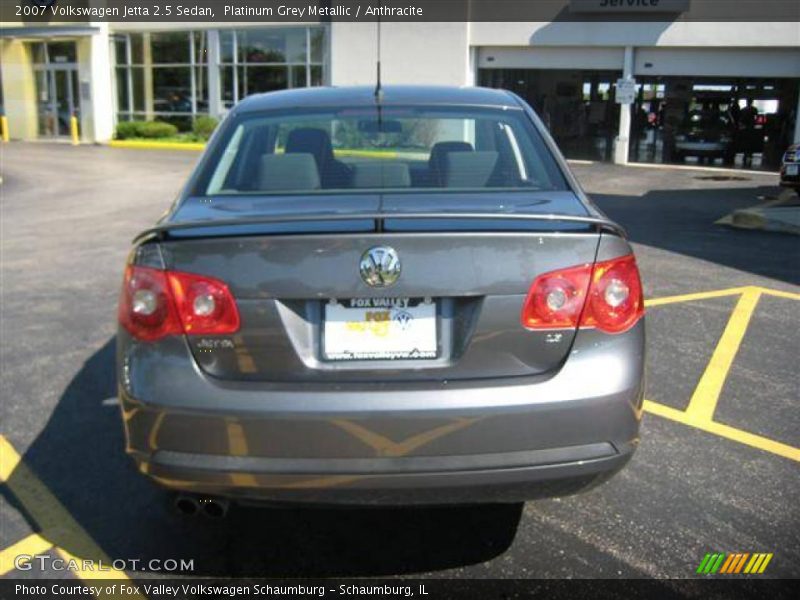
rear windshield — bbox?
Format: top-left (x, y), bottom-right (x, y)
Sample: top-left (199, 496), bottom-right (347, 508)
top-left (197, 106), bottom-right (567, 195)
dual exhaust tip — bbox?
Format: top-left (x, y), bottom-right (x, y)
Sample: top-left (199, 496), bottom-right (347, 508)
top-left (174, 494), bottom-right (230, 518)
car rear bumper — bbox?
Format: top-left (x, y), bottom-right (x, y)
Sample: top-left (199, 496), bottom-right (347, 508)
top-left (118, 323), bottom-right (645, 505)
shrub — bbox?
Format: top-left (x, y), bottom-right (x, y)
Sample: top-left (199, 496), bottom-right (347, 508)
top-left (115, 121), bottom-right (140, 140)
top-left (136, 121), bottom-right (179, 139)
top-left (115, 120), bottom-right (178, 140)
top-left (192, 116), bottom-right (219, 140)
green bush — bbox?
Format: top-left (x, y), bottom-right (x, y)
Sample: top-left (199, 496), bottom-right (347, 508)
top-left (192, 116), bottom-right (219, 140)
top-left (115, 121), bottom-right (141, 140)
top-left (136, 121), bottom-right (179, 139)
top-left (115, 120), bottom-right (178, 140)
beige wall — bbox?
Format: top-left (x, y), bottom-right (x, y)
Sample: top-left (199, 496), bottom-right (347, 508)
top-left (330, 22), bottom-right (471, 87)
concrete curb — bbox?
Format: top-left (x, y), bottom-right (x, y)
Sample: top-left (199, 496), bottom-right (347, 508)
top-left (716, 191), bottom-right (800, 235)
top-left (109, 140), bottom-right (205, 151)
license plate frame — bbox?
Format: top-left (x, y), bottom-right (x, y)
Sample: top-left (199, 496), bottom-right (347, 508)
top-left (786, 164), bottom-right (799, 176)
top-left (322, 298), bottom-right (438, 361)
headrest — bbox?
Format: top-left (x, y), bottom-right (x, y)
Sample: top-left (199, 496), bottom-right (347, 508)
top-left (443, 151), bottom-right (499, 188)
top-left (285, 128), bottom-right (335, 164)
top-left (351, 162), bottom-right (411, 188)
top-left (258, 153), bottom-right (320, 191)
top-left (428, 141), bottom-right (474, 171)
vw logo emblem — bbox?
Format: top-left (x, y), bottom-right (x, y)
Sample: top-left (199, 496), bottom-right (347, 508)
top-left (359, 246), bottom-right (401, 288)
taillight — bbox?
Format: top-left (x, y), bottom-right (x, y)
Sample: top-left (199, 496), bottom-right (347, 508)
top-left (119, 265), bottom-right (239, 342)
top-left (582, 254), bottom-right (644, 334)
top-left (520, 263), bottom-right (592, 329)
top-left (166, 270), bottom-right (240, 335)
top-left (521, 254), bottom-right (644, 334)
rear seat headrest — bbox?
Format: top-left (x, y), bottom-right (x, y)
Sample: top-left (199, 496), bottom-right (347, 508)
top-left (443, 151), bottom-right (499, 188)
top-left (351, 162), bottom-right (411, 188)
top-left (258, 153), bottom-right (320, 191)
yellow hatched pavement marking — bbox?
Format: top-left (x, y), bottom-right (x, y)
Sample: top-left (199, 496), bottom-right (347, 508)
top-left (0, 533), bottom-right (53, 576)
top-left (643, 285), bottom-right (800, 463)
top-left (684, 288), bottom-right (761, 423)
top-left (0, 435), bottom-right (145, 597)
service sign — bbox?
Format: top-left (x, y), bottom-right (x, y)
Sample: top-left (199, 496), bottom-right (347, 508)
top-left (570, 0), bottom-right (692, 13)
top-left (615, 78), bottom-right (637, 104)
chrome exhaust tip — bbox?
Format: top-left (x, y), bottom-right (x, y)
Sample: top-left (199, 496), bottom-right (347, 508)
top-left (201, 497), bottom-right (230, 519)
top-left (174, 494), bottom-right (200, 516)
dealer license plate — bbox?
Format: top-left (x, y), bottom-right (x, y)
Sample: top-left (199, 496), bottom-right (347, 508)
top-left (323, 298), bottom-right (437, 361)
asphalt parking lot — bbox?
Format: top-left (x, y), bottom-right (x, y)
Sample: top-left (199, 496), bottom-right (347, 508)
top-left (1, 143), bottom-right (798, 582)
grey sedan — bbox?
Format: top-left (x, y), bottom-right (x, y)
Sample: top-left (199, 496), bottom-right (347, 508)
top-left (117, 86), bottom-right (645, 515)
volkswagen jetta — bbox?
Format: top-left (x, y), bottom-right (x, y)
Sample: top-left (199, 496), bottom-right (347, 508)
top-left (117, 86), bottom-right (645, 509)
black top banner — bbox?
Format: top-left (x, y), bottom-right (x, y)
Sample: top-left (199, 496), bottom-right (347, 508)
top-left (2, 0), bottom-right (799, 23)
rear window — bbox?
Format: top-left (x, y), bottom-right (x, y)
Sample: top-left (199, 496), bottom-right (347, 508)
top-left (197, 106), bottom-right (567, 195)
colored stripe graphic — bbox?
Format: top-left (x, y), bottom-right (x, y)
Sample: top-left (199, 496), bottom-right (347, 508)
top-left (699, 553), bottom-right (773, 574)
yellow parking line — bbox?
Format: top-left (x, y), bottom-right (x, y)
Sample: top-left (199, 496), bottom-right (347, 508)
top-left (684, 288), bottom-right (761, 422)
top-left (644, 286), bottom-right (752, 308)
top-left (0, 435), bottom-right (144, 596)
top-left (643, 400), bottom-right (800, 462)
top-left (761, 288), bottom-right (800, 301)
top-left (0, 533), bottom-right (53, 576)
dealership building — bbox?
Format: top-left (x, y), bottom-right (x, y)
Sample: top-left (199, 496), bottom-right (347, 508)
top-left (1, 9), bottom-right (799, 169)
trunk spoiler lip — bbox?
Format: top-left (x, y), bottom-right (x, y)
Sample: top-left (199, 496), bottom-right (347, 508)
top-left (133, 211), bottom-right (626, 245)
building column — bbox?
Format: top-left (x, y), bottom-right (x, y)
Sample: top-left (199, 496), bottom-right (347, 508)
top-left (0, 39), bottom-right (38, 140)
top-left (613, 45), bottom-right (634, 165)
top-left (86, 24), bottom-right (114, 142)
top-left (207, 30), bottom-right (222, 118)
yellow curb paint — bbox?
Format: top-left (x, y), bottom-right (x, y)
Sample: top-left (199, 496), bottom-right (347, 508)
top-left (684, 288), bottom-right (761, 422)
top-left (0, 435), bottom-right (142, 595)
top-left (109, 140), bottom-right (205, 151)
top-left (0, 533), bottom-right (53, 576)
top-left (0, 116), bottom-right (9, 142)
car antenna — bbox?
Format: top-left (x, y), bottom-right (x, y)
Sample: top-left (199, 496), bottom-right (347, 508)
top-left (374, 15), bottom-right (383, 104)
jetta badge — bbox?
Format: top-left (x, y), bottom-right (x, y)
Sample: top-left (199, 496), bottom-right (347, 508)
top-left (359, 246), bottom-right (401, 288)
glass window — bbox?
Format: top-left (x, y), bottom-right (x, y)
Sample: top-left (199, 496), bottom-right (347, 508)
top-left (151, 31), bottom-right (189, 64)
top-left (309, 28), bottom-right (325, 63)
top-left (31, 42), bottom-right (47, 65)
top-left (113, 36), bottom-right (127, 65)
top-left (129, 33), bottom-right (145, 64)
top-left (238, 29), bottom-right (286, 63)
top-left (242, 66), bottom-right (288, 96)
top-left (193, 31), bottom-right (208, 64)
top-left (290, 66), bottom-right (307, 88)
top-left (195, 66), bottom-right (209, 112)
top-left (310, 66), bottom-right (323, 87)
top-left (199, 107), bottom-right (567, 195)
top-left (220, 30), bottom-right (236, 63)
top-left (47, 42), bottom-right (76, 64)
top-left (152, 67), bottom-right (192, 113)
top-left (220, 66), bottom-right (236, 107)
top-left (285, 28), bottom-right (306, 63)
top-left (115, 67), bottom-right (129, 111)
top-left (130, 67), bottom-right (145, 112)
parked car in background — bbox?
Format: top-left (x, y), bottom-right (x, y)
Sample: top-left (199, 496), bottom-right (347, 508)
top-left (673, 110), bottom-right (735, 164)
top-left (780, 143), bottom-right (800, 188)
top-left (116, 86), bottom-right (646, 515)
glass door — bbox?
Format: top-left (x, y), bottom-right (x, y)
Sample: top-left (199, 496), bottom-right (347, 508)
top-left (35, 66), bottom-right (80, 138)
